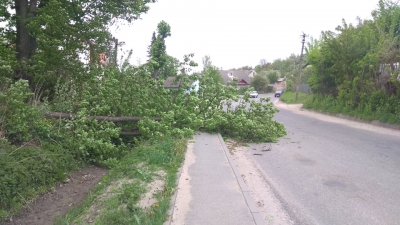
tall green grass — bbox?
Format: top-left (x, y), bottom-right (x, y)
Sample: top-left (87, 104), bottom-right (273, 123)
top-left (303, 92), bottom-right (400, 125)
top-left (0, 140), bottom-right (79, 220)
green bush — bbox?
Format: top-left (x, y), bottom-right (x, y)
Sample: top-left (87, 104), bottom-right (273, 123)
top-left (238, 86), bottom-right (249, 94)
top-left (0, 80), bottom-right (41, 143)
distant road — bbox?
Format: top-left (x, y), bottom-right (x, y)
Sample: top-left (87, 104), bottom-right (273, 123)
top-left (250, 95), bottom-right (400, 224)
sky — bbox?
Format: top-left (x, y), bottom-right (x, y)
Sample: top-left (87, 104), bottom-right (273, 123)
top-left (112, 0), bottom-right (379, 71)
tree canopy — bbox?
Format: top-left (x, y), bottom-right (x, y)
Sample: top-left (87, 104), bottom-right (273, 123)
top-left (304, 0), bottom-right (400, 123)
top-left (1, 0), bottom-right (156, 90)
top-left (306, 0), bottom-right (400, 96)
top-left (251, 74), bottom-right (269, 92)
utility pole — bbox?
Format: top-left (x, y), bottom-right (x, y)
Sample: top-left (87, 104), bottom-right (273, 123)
top-left (295, 32), bottom-right (306, 101)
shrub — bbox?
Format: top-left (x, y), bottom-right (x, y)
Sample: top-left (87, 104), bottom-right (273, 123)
top-left (238, 86), bottom-right (249, 94)
top-left (303, 92), bottom-right (400, 124)
top-left (0, 80), bottom-right (41, 143)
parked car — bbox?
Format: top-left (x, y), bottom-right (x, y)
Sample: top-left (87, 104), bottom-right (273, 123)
top-left (250, 91), bottom-right (258, 98)
top-left (274, 90), bottom-right (283, 97)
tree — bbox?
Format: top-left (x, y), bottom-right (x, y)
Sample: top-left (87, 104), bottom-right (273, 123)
top-left (254, 65), bottom-right (263, 73)
top-left (202, 66), bottom-right (223, 84)
top-left (267, 72), bottom-right (279, 84)
top-left (148, 21), bottom-right (171, 79)
top-left (259, 58), bottom-right (268, 67)
top-left (158, 55), bottom-right (180, 79)
top-left (240, 65), bottom-right (253, 70)
top-left (2, 0), bottom-right (156, 90)
top-left (147, 31), bottom-right (156, 59)
top-left (202, 55), bottom-right (212, 70)
top-left (250, 74), bottom-right (268, 92)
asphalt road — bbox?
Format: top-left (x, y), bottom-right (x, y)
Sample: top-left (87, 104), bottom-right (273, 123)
top-left (250, 94), bottom-right (400, 225)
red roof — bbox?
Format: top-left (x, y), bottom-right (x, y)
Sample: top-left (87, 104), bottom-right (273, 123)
top-left (238, 79), bottom-right (248, 85)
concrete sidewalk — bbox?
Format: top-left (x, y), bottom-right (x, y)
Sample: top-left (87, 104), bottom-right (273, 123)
top-left (166, 133), bottom-right (264, 225)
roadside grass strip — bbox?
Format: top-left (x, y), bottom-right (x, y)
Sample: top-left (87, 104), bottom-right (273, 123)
top-left (279, 91), bottom-right (311, 104)
top-left (54, 136), bottom-right (187, 225)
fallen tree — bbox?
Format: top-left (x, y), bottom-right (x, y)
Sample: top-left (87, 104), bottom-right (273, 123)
top-left (46, 112), bottom-right (161, 122)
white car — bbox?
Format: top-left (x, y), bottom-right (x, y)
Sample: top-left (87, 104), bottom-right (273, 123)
top-left (250, 91), bottom-right (258, 98)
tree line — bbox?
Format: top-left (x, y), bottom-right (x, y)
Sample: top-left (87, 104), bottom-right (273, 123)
top-left (304, 0), bottom-right (400, 124)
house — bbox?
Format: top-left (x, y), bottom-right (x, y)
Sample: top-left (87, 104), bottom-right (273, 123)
top-left (164, 76), bottom-right (199, 93)
top-left (277, 78), bottom-right (286, 82)
top-left (164, 77), bottom-right (181, 90)
top-left (219, 70), bottom-right (256, 86)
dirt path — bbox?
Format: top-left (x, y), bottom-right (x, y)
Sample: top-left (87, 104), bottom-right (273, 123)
top-left (3, 166), bottom-right (108, 225)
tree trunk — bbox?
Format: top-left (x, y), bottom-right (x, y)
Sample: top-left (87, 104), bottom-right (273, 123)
top-left (152, 68), bottom-right (159, 79)
top-left (46, 112), bottom-right (162, 122)
top-left (15, 0), bottom-right (38, 90)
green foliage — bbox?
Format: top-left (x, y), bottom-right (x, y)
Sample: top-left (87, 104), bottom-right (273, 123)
top-left (0, 80), bottom-right (41, 143)
top-left (58, 111), bottom-right (125, 165)
top-left (204, 95), bottom-right (286, 142)
top-left (2, 0), bottom-right (156, 92)
top-left (0, 141), bottom-right (77, 220)
top-left (202, 65), bottom-right (224, 84)
top-left (0, 18), bottom-right (287, 223)
top-left (303, 1), bottom-right (400, 123)
top-left (269, 54), bottom-right (299, 77)
top-left (158, 55), bottom-right (180, 78)
top-left (267, 72), bottom-right (279, 84)
top-left (55, 136), bottom-right (187, 225)
top-left (50, 53), bottom-right (285, 144)
top-left (0, 36), bottom-right (16, 80)
top-left (149, 21), bottom-right (172, 78)
top-left (279, 91), bottom-right (311, 104)
top-left (238, 86), bottom-right (249, 94)
top-left (202, 55), bottom-right (212, 70)
top-left (303, 92), bottom-right (400, 124)
top-left (250, 74), bottom-right (269, 92)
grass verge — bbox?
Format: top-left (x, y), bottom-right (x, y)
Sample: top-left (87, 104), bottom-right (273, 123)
top-left (54, 136), bottom-right (187, 225)
top-left (279, 91), bottom-right (311, 104)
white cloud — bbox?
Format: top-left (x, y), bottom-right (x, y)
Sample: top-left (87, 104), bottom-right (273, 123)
top-left (112, 0), bottom-right (379, 70)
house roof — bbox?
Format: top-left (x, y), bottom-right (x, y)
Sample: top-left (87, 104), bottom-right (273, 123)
top-left (164, 77), bottom-right (182, 88)
top-left (164, 76), bottom-right (197, 88)
top-left (219, 70), bottom-right (254, 85)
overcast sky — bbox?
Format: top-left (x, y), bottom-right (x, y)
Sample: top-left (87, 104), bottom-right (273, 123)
top-left (112, 0), bottom-right (379, 70)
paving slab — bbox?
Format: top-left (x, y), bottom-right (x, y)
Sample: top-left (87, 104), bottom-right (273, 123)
top-left (178, 133), bottom-right (258, 225)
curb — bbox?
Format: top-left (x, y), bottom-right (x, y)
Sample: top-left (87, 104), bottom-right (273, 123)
top-left (276, 100), bottom-right (400, 131)
top-left (310, 110), bottom-right (400, 130)
top-left (217, 134), bottom-right (265, 225)
top-left (163, 140), bottom-right (188, 225)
